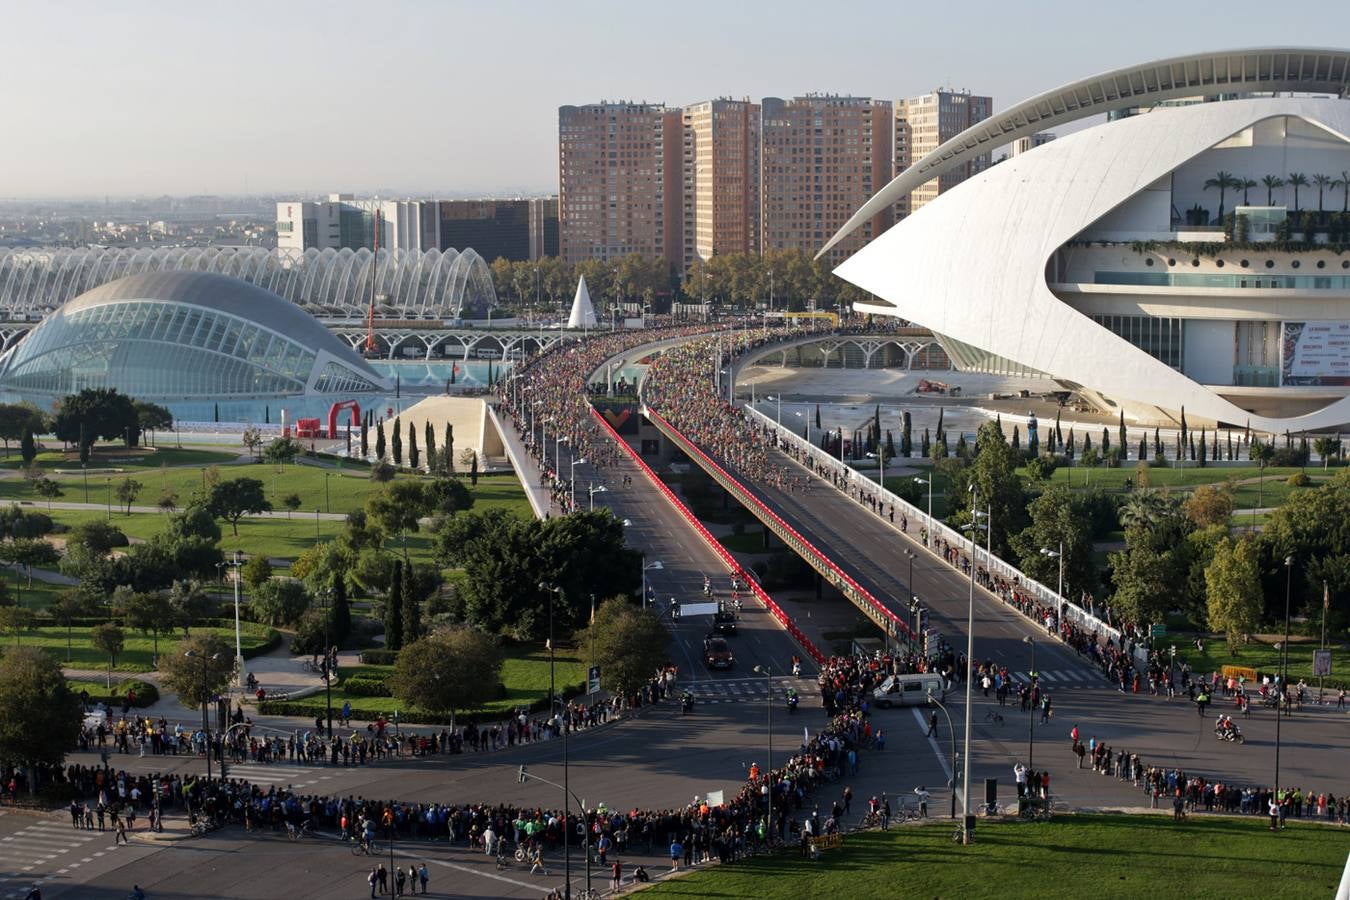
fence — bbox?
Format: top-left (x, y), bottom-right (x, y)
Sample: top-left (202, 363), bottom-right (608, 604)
top-left (587, 406), bottom-right (826, 665)
top-left (641, 406), bottom-right (914, 652)
top-left (742, 405), bottom-right (1125, 651)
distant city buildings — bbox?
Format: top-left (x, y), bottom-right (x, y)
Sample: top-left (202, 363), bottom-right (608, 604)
top-left (275, 194), bottom-right (558, 261)
top-left (559, 88), bottom-right (994, 266)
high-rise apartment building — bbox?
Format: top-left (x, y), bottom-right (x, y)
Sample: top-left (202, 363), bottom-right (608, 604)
top-left (760, 95), bottom-right (892, 261)
top-left (682, 98), bottom-right (761, 268)
top-left (894, 89), bottom-right (993, 217)
top-left (275, 195), bottom-right (558, 261)
top-left (1011, 131), bottom-right (1056, 157)
top-left (558, 102), bottom-right (681, 266)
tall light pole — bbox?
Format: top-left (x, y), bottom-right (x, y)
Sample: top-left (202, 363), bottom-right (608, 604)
top-left (223, 551), bottom-right (246, 687)
top-left (184, 649), bottom-right (221, 782)
top-left (1275, 555), bottom-right (1292, 802)
top-left (539, 582), bottom-right (575, 899)
top-left (1022, 635), bottom-right (1036, 774)
top-left (927, 690), bottom-right (958, 819)
top-left (753, 664), bottom-right (774, 844)
top-left (640, 558), bottom-right (663, 609)
top-left (914, 477), bottom-right (933, 548)
top-left (959, 488), bottom-right (983, 844)
top-left (587, 483), bottom-right (607, 511)
top-left (1041, 542), bottom-right (1064, 601)
top-left (569, 457), bottom-right (585, 511)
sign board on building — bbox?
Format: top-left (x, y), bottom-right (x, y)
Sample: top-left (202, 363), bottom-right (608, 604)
top-left (1282, 321), bottom-right (1350, 386)
top-left (1150, 624), bottom-right (1167, 638)
top-left (1314, 650), bottom-right (1333, 678)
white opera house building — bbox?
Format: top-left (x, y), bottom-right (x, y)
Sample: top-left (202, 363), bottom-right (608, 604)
top-left (832, 48), bottom-right (1350, 433)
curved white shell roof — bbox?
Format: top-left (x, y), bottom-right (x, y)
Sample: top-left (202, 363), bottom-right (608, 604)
top-left (836, 96), bottom-right (1350, 432)
top-left (821, 47), bottom-right (1350, 257)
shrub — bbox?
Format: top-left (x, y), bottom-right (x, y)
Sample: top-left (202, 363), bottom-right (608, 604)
top-left (359, 649), bottom-right (399, 665)
top-left (114, 679), bottom-right (159, 707)
top-left (342, 675), bottom-right (390, 697)
top-left (1287, 471), bottom-right (1311, 487)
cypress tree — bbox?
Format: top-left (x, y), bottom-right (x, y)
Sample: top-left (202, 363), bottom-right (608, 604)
top-left (1054, 410), bottom-right (1063, 445)
top-left (1066, 428), bottom-right (1076, 460)
top-left (1154, 428), bottom-right (1162, 456)
top-left (375, 420), bottom-right (386, 461)
top-left (1101, 427), bottom-right (1110, 455)
top-left (385, 560), bottom-right (404, 653)
top-left (1139, 434), bottom-right (1147, 461)
top-left (470, 453), bottom-right (479, 485)
top-left (1179, 406), bottom-right (1187, 447)
top-left (936, 408), bottom-right (946, 444)
top-left (1084, 433), bottom-right (1093, 453)
top-left (921, 428), bottom-right (930, 458)
top-left (425, 421), bottom-right (436, 462)
top-left (956, 432), bottom-right (969, 458)
top-left (815, 405), bottom-right (821, 429)
top-left (445, 423), bottom-right (455, 474)
top-left (391, 417), bottom-right (403, 465)
top-left (409, 422), bottom-right (419, 469)
top-left (360, 420), bottom-right (369, 459)
top-left (885, 429), bottom-right (896, 461)
top-left (1188, 434), bottom-right (1196, 461)
top-left (1118, 409), bottom-right (1127, 454)
top-left (1011, 425), bottom-right (1020, 450)
top-left (402, 566), bottom-right (421, 647)
top-left (1198, 429), bottom-right (1207, 466)
top-left (332, 570), bottom-right (351, 644)
top-left (20, 427), bottom-right (36, 467)
top-left (901, 411), bottom-right (913, 457)
top-left (1227, 431), bottom-right (1233, 460)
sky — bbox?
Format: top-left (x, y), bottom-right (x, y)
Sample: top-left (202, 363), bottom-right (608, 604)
top-left (3, 0), bottom-right (1349, 199)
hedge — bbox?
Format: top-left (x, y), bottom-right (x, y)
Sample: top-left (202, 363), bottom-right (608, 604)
top-left (359, 649), bottom-right (398, 665)
top-left (71, 678), bottom-right (159, 709)
top-left (257, 680), bottom-right (586, 726)
top-left (342, 676), bottom-right (390, 697)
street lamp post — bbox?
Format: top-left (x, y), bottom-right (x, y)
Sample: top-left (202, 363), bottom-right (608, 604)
top-left (569, 457), bottom-right (585, 511)
top-left (914, 477), bottom-right (933, 548)
top-left (959, 488), bottom-right (984, 844)
top-left (539, 583), bottom-right (577, 899)
top-left (910, 596), bottom-right (922, 652)
top-left (1275, 555), bottom-right (1293, 802)
top-left (324, 472), bottom-right (331, 513)
top-left (587, 483), bottom-right (607, 511)
top-left (1023, 636), bottom-right (1036, 773)
top-left (184, 649), bottom-right (221, 782)
top-left (314, 508), bottom-right (321, 542)
top-left (927, 690), bottom-right (958, 818)
top-left (221, 551), bottom-right (246, 688)
top-left (1041, 543), bottom-right (1064, 601)
top-left (105, 477), bottom-right (111, 520)
top-left (322, 587), bottom-right (334, 738)
top-left (640, 558), bottom-right (663, 609)
top-left (753, 664), bottom-right (774, 844)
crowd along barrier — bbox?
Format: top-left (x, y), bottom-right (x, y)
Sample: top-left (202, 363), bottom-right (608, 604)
top-left (588, 406), bottom-right (826, 665)
top-left (742, 405), bottom-right (1124, 649)
top-left (641, 406), bottom-right (914, 651)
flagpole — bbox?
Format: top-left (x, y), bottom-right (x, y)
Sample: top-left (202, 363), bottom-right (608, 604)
top-left (1320, 580), bottom-right (1328, 703)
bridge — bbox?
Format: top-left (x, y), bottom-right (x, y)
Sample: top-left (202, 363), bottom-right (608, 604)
top-left (739, 327), bottom-right (949, 370)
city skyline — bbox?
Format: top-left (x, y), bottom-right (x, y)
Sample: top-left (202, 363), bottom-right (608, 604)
top-left (5, 0), bottom-right (1348, 199)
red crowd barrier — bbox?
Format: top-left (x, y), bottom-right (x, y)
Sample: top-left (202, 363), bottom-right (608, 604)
top-left (589, 406), bottom-right (826, 665)
top-left (643, 408), bottom-right (912, 644)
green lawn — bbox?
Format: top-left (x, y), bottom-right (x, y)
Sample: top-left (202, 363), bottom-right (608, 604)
top-left (0, 445), bottom-right (239, 471)
top-left (1157, 635), bottom-right (1349, 689)
top-left (719, 530), bottom-right (768, 554)
top-left (640, 815), bottom-right (1348, 900)
top-left (307, 643), bottom-right (587, 724)
top-left (5, 622), bottom-right (278, 673)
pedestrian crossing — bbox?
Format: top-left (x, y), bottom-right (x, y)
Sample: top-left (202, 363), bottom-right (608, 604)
top-left (1002, 669), bottom-right (1104, 686)
top-left (0, 820), bottom-right (117, 899)
top-left (683, 676), bottom-right (802, 704)
top-left (219, 762), bottom-right (337, 789)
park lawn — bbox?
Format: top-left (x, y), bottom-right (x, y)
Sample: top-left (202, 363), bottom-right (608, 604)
top-left (6, 621), bottom-right (278, 673)
top-left (1157, 635), bottom-right (1349, 690)
top-left (639, 815), bottom-right (1347, 900)
top-left (3, 574), bottom-right (69, 609)
top-left (871, 469), bottom-right (953, 519)
top-left (0, 445), bottom-right (239, 471)
top-left (1034, 464), bottom-right (1309, 494)
top-left (322, 643), bottom-right (587, 723)
top-left (719, 530), bottom-right (768, 554)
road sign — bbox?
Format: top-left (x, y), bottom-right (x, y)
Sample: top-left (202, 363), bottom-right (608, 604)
top-left (1314, 650), bottom-right (1333, 677)
top-left (587, 666), bottom-right (601, 694)
top-left (1150, 624), bottom-right (1167, 638)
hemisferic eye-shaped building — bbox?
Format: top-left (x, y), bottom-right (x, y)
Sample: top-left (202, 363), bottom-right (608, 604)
top-left (0, 270), bottom-right (387, 403)
top-left (832, 48), bottom-right (1350, 432)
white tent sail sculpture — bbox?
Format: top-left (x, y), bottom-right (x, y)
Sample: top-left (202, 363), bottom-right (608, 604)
top-left (567, 275), bottom-right (598, 330)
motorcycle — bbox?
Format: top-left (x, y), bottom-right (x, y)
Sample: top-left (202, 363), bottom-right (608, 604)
top-left (1214, 726), bottom-right (1245, 744)
top-left (792, 659), bottom-right (802, 678)
top-left (681, 694), bottom-right (694, 715)
top-left (785, 690), bottom-right (799, 714)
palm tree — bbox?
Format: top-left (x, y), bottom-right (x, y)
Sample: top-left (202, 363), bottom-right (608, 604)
top-left (1313, 174), bottom-right (1334, 212)
top-left (1333, 170), bottom-right (1350, 212)
top-left (1239, 178), bottom-right (1257, 206)
top-left (1287, 172), bottom-right (1309, 212)
top-left (1262, 174), bottom-right (1285, 206)
top-left (1203, 171), bottom-right (1239, 223)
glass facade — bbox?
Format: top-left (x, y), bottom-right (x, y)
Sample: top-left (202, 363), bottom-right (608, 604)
top-left (1094, 271), bottom-right (1350, 290)
top-left (0, 299), bottom-right (381, 399)
top-left (1089, 314), bottom-right (1184, 370)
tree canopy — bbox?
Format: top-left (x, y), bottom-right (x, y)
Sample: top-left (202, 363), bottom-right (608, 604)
top-left (580, 598), bottom-right (668, 700)
top-left (207, 478), bottom-right (271, 535)
top-left (160, 632), bottom-right (235, 709)
top-left (53, 388), bottom-right (138, 447)
top-left (391, 627), bottom-right (503, 724)
top-left (0, 648), bottom-right (82, 773)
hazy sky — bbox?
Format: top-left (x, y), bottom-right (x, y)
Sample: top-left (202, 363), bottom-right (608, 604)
top-left (4, 0), bottom-right (1349, 199)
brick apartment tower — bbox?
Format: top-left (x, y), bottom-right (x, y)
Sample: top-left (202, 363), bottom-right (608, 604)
top-left (682, 98), bottom-right (761, 272)
top-left (760, 95), bottom-right (893, 263)
top-left (894, 89), bottom-right (993, 218)
top-left (558, 101), bottom-right (682, 267)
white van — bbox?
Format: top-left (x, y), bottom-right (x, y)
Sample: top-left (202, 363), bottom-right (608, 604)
top-left (872, 673), bottom-right (945, 708)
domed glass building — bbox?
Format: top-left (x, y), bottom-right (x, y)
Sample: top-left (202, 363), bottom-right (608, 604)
top-left (0, 271), bottom-right (387, 407)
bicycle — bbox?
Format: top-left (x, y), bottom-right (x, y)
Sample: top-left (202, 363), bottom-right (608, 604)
top-left (984, 710), bottom-right (1005, 725)
top-left (1018, 799), bottom-right (1054, 822)
top-left (351, 838), bottom-right (380, 856)
top-left (286, 819), bottom-right (315, 841)
top-left (859, 810), bottom-right (883, 828)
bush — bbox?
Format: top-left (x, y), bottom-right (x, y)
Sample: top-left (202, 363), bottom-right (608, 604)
top-left (1270, 447), bottom-right (1309, 467)
top-left (1287, 471), bottom-right (1311, 487)
top-left (257, 679), bottom-right (578, 725)
top-left (360, 648), bottom-right (399, 665)
top-left (291, 608), bottom-right (334, 656)
top-left (342, 675), bottom-right (390, 697)
top-left (114, 679), bottom-right (159, 707)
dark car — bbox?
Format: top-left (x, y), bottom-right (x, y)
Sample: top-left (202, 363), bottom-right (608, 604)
top-left (703, 636), bottom-right (735, 670)
top-left (712, 611), bottom-right (738, 635)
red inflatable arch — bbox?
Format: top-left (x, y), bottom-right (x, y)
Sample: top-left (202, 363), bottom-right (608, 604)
top-left (327, 399), bottom-right (361, 439)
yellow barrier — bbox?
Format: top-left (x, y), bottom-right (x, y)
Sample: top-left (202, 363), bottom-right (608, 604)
top-left (810, 833), bottom-right (843, 851)
top-left (1221, 665), bottom-right (1258, 683)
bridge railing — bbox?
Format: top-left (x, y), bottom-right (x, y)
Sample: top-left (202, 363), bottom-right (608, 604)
top-left (742, 405), bottom-right (1123, 647)
top-left (642, 406), bottom-right (914, 652)
top-left (588, 406), bottom-right (827, 665)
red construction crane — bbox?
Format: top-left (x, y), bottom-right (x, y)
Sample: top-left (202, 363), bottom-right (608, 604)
top-left (364, 208), bottom-right (381, 354)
